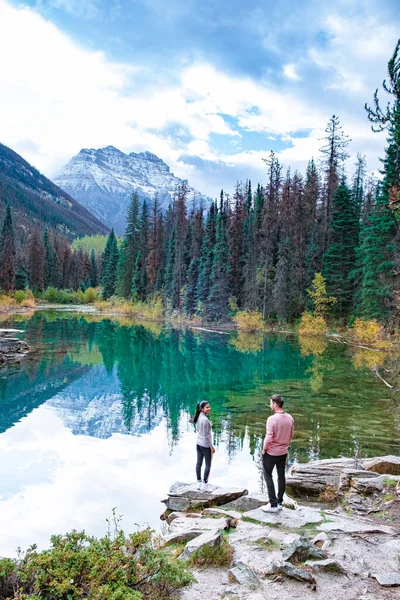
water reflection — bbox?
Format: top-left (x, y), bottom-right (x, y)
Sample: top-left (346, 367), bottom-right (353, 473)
top-left (0, 312), bottom-right (398, 556)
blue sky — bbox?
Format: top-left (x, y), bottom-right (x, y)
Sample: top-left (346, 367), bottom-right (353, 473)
top-left (1, 0), bottom-right (399, 195)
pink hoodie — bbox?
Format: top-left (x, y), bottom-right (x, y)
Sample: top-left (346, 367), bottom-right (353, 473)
top-left (263, 412), bottom-right (294, 456)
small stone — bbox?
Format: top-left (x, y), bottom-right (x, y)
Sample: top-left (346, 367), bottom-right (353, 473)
top-left (179, 528), bottom-right (223, 560)
top-left (185, 512), bottom-right (202, 518)
top-left (166, 511), bottom-right (184, 524)
top-left (228, 561), bottom-right (259, 587)
top-left (311, 532), bottom-right (329, 545)
top-left (372, 572), bottom-right (400, 587)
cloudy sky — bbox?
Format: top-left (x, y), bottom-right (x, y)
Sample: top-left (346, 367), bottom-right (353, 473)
top-left (1, 0), bottom-right (399, 196)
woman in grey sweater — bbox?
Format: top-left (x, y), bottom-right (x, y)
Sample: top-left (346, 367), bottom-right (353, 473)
top-left (193, 401), bottom-right (215, 490)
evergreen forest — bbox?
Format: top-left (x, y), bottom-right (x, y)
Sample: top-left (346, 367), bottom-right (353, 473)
top-left (1, 41), bottom-right (400, 325)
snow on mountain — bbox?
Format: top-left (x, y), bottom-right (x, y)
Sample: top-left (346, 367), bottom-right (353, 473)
top-left (54, 146), bottom-right (211, 234)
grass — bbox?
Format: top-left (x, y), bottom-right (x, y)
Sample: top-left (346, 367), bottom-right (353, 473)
top-left (95, 295), bottom-right (164, 321)
top-left (188, 538), bottom-right (234, 568)
top-left (383, 478), bottom-right (398, 487)
top-left (251, 537), bottom-right (281, 550)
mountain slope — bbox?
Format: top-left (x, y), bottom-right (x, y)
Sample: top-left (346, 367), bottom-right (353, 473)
top-left (55, 146), bottom-right (211, 234)
top-left (0, 143), bottom-right (109, 238)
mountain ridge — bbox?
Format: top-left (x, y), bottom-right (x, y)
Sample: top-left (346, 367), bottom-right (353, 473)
top-left (0, 142), bottom-right (109, 238)
top-left (55, 145), bottom-right (212, 234)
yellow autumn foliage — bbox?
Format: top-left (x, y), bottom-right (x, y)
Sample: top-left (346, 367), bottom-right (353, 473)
top-left (233, 310), bottom-right (264, 332)
top-left (350, 318), bottom-right (389, 349)
top-left (298, 312), bottom-right (328, 337)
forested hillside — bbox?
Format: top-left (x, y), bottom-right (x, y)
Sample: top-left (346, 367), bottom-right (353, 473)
top-left (0, 143), bottom-right (109, 241)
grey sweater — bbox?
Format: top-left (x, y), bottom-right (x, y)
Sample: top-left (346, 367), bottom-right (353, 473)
top-left (196, 412), bottom-right (213, 448)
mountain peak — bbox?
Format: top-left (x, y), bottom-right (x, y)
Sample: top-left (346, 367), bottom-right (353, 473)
top-left (55, 146), bottom-right (211, 234)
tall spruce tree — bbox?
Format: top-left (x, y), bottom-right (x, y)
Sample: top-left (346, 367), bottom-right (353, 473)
top-left (90, 249), bottom-right (98, 287)
top-left (323, 181), bottom-right (358, 315)
top-left (0, 205), bottom-right (16, 292)
top-left (319, 115), bottom-right (351, 251)
top-left (197, 202), bottom-right (217, 306)
top-left (102, 229), bottom-right (119, 299)
top-left (28, 229), bottom-right (45, 291)
top-left (43, 227), bottom-right (58, 289)
top-left (272, 236), bottom-right (291, 319)
top-left (204, 201), bottom-right (231, 321)
top-left (357, 39), bottom-right (400, 319)
top-left (116, 191), bottom-right (140, 298)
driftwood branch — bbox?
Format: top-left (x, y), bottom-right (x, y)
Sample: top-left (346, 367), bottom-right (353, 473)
top-left (373, 367), bottom-right (393, 389)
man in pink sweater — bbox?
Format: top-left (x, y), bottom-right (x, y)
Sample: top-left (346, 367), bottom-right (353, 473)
top-left (262, 394), bottom-right (294, 513)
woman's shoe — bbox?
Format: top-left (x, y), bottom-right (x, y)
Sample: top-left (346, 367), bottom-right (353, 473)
top-left (197, 480), bottom-right (202, 490)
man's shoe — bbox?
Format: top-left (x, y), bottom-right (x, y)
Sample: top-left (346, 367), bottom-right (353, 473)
top-left (262, 505), bottom-right (279, 513)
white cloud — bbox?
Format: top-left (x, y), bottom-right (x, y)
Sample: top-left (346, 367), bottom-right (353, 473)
top-left (0, 1), bottom-right (391, 198)
top-left (283, 63), bottom-right (300, 81)
top-left (0, 402), bottom-right (260, 557)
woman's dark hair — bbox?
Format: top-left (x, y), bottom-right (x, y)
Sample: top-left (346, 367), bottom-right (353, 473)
top-left (193, 401), bottom-right (210, 424)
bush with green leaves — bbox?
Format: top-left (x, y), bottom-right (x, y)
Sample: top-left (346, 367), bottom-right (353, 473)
top-left (0, 524), bottom-right (193, 599)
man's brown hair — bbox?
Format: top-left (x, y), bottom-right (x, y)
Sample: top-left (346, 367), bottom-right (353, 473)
top-left (270, 394), bottom-right (284, 408)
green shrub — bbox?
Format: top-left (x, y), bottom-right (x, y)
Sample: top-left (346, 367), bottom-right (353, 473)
top-left (0, 525), bottom-right (193, 600)
top-left (188, 538), bottom-right (234, 567)
top-left (14, 290), bottom-right (26, 304)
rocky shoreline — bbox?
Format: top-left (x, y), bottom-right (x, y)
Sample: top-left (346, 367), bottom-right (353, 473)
top-left (0, 329), bottom-right (29, 366)
top-left (161, 456), bottom-right (400, 600)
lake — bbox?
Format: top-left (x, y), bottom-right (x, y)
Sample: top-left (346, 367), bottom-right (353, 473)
top-left (0, 310), bottom-right (398, 557)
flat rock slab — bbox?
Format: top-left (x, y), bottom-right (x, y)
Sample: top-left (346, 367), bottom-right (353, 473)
top-left (163, 529), bottom-right (204, 546)
top-left (280, 561), bottom-right (316, 585)
top-left (351, 474), bottom-right (400, 494)
top-left (228, 561), bottom-right (259, 587)
top-left (318, 512), bottom-right (397, 535)
top-left (372, 572), bottom-right (400, 587)
top-left (179, 528), bottom-right (223, 560)
top-left (221, 492), bottom-right (270, 512)
top-left (164, 482), bottom-right (248, 511)
top-left (304, 558), bottom-right (346, 573)
top-left (202, 507), bottom-right (242, 519)
top-left (243, 505), bottom-right (324, 528)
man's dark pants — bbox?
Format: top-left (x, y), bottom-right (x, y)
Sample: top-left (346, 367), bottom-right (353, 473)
top-left (262, 452), bottom-right (287, 507)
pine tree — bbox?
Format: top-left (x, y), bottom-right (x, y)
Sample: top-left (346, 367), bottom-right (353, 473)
top-left (272, 236), bottom-right (291, 319)
top-left (358, 39), bottom-right (400, 319)
top-left (260, 151), bottom-right (281, 317)
top-left (90, 249), bottom-right (98, 287)
top-left (43, 228), bottom-right (58, 289)
top-left (197, 202), bottom-right (217, 306)
top-left (323, 182), bottom-right (359, 315)
top-left (319, 115), bottom-right (351, 251)
top-left (146, 194), bottom-right (164, 293)
top-left (229, 182), bottom-right (246, 304)
top-left (0, 205), bottom-right (16, 292)
top-left (352, 154), bottom-right (367, 221)
top-left (102, 229), bottom-right (119, 299)
top-left (204, 201), bottom-right (231, 321)
top-left (116, 191), bottom-right (140, 298)
top-left (28, 229), bottom-right (45, 292)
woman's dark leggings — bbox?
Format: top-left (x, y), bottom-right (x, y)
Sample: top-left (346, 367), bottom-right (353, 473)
top-left (196, 445), bottom-right (212, 482)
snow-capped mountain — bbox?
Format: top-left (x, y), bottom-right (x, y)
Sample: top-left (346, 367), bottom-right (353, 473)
top-left (54, 146), bottom-right (211, 234)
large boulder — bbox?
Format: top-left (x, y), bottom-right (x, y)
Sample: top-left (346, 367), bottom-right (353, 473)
top-left (0, 337), bottom-right (29, 365)
top-left (282, 537), bottom-right (326, 563)
top-left (286, 456), bottom-right (400, 498)
top-left (163, 482), bottom-right (248, 511)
